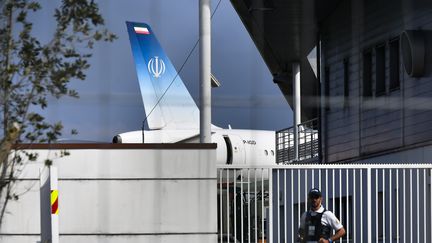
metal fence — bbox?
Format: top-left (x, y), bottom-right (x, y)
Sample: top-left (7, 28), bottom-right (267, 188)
top-left (217, 164), bottom-right (432, 243)
top-left (276, 119), bottom-right (319, 164)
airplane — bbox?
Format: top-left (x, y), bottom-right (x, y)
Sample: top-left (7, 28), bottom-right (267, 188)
top-left (112, 22), bottom-right (277, 166)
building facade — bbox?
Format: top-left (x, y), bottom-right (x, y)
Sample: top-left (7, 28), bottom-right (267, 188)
top-left (231, 0), bottom-right (432, 163)
top-left (321, 0), bottom-right (432, 163)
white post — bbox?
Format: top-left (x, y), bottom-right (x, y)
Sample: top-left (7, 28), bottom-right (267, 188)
top-left (293, 63), bottom-right (301, 161)
top-left (199, 0), bottom-right (211, 143)
top-left (367, 168), bottom-right (372, 243)
top-left (291, 170), bottom-right (294, 243)
top-left (268, 168), bottom-right (273, 243)
top-left (40, 166), bottom-right (59, 243)
top-left (219, 169), bottom-right (223, 240)
top-left (277, 170), bottom-right (280, 243)
top-left (50, 167), bottom-right (59, 243)
top-left (40, 167), bottom-right (50, 242)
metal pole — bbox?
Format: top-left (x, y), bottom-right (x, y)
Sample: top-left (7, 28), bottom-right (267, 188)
top-left (396, 170), bottom-right (399, 243)
top-left (248, 170), bottom-right (251, 243)
top-left (332, 170), bottom-right (335, 214)
top-left (261, 169), bottom-right (265, 243)
top-left (325, 170), bottom-right (328, 208)
top-left (367, 168), bottom-right (372, 243)
top-left (199, 0), bottom-right (211, 143)
top-left (339, 169), bottom-right (342, 242)
top-left (277, 170), bottom-right (280, 243)
top-left (241, 169), bottom-right (244, 243)
top-left (417, 169), bottom-right (420, 242)
top-left (226, 170), bottom-right (230, 241)
top-left (376, 170), bottom-right (379, 243)
top-left (424, 169), bottom-right (426, 242)
top-left (255, 169), bottom-right (258, 243)
top-left (291, 170), bottom-right (294, 243)
top-left (234, 169), bottom-right (237, 243)
top-left (346, 169), bottom-right (349, 242)
top-left (269, 168), bottom-right (273, 243)
top-left (305, 170), bottom-right (308, 211)
top-left (219, 169), bottom-right (223, 241)
top-left (403, 170), bottom-right (406, 243)
top-left (284, 169), bottom-right (287, 243)
top-left (317, 38), bottom-right (323, 163)
top-left (298, 169), bottom-right (301, 233)
top-left (410, 169), bottom-right (413, 243)
top-left (293, 63), bottom-right (301, 161)
top-left (353, 170), bottom-right (356, 242)
top-left (390, 170), bottom-right (393, 242)
top-left (383, 169), bottom-right (386, 242)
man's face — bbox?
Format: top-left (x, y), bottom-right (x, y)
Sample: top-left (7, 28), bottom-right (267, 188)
top-left (309, 195), bottom-right (322, 210)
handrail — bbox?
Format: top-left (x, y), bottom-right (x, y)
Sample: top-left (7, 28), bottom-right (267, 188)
top-left (276, 118), bottom-right (319, 164)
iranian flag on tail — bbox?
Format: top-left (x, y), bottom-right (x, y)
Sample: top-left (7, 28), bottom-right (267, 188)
top-left (134, 26), bottom-right (150, 35)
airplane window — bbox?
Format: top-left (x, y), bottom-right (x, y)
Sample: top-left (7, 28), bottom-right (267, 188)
top-left (265, 150), bottom-right (268, 156)
top-left (271, 150), bottom-right (275, 156)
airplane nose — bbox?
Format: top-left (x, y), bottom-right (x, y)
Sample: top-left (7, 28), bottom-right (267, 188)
top-left (112, 135), bottom-right (122, 144)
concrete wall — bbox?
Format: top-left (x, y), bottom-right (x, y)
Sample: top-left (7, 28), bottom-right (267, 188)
top-left (0, 144), bottom-right (217, 243)
top-left (321, 0), bottom-right (432, 162)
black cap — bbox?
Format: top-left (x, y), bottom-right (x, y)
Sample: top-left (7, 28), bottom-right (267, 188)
top-left (308, 188), bottom-right (322, 198)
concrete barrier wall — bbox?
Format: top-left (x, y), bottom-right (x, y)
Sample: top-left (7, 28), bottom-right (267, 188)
top-left (0, 144), bottom-right (217, 243)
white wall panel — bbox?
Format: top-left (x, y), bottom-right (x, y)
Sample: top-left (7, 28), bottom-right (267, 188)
top-left (59, 180), bottom-right (216, 233)
top-left (18, 149), bottom-right (215, 179)
top-left (1, 147), bottom-right (217, 243)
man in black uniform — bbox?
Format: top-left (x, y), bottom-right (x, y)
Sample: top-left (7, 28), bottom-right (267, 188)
top-left (298, 188), bottom-right (346, 243)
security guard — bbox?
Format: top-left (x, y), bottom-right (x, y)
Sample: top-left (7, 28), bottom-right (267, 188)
top-left (298, 188), bottom-right (346, 243)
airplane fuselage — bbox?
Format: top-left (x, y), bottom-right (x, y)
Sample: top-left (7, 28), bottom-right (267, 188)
top-left (113, 128), bottom-right (276, 166)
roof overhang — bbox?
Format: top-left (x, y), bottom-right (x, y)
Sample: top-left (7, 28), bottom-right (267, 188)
top-left (230, 0), bottom-right (341, 120)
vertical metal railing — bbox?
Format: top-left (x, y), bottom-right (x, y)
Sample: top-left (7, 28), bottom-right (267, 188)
top-left (276, 126), bottom-right (294, 164)
top-left (218, 167), bottom-right (272, 243)
top-left (276, 118), bottom-right (319, 164)
top-left (217, 164), bottom-right (432, 243)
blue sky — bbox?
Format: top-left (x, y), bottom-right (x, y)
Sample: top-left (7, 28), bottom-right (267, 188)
top-left (38, 0), bottom-right (292, 142)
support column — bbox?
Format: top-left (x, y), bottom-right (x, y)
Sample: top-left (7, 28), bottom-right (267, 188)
top-left (293, 63), bottom-right (301, 161)
top-left (40, 166), bottom-right (59, 243)
top-left (199, 0), bottom-right (211, 143)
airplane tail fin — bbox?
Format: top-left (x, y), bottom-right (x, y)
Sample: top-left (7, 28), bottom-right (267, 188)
top-left (126, 22), bottom-right (199, 130)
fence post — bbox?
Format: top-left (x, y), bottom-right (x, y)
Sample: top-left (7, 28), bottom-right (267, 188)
top-left (367, 167), bottom-right (372, 243)
top-left (269, 168), bottom-right (273, 243)
top-left (40, 166), bottom-right (59, 243)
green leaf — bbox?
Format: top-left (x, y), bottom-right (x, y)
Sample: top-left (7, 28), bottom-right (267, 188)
top-left (44, 159), bottom-right (52, 166)
top-left (27, 2), bottom-right (41, 11)
top-left (70, 129), bottom-right (78, 135)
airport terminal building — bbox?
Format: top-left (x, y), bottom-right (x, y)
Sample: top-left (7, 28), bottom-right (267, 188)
top-left (231, 0), bottom-right (432, 164)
